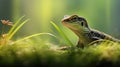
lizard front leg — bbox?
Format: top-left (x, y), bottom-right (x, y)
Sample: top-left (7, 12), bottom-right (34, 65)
top-left (76, 40), bottom-right (84, 48)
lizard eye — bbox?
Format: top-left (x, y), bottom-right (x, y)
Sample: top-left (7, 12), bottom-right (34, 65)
top-left (73, 17), bottom-right (76, 19)
top-left (73, 17), bottom-right (77, 20)
top-left (81, 21), bottom-right (84, 26)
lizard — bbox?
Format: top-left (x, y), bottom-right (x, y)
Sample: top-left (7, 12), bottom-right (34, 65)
top-left (61, 15), bottom-right (120, 48)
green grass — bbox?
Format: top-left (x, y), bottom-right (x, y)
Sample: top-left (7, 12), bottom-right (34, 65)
top-left (0, 18), bottom-right (120, 67)
top-left (0, 16), bottom-right (29, 45)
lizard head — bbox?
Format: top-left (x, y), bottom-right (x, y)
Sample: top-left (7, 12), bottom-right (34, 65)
top-left (62, 15), bottom-right (91, 35)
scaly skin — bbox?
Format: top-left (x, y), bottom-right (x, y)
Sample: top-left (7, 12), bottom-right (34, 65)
top-left (62, 15), bottom-right (120, 48)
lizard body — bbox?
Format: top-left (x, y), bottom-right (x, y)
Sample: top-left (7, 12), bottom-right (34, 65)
top-left (62, 15), bottom-right (120, 48)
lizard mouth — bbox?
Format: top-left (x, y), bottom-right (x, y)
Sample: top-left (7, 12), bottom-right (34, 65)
top-left (62, 21), bottom-right (81, 32)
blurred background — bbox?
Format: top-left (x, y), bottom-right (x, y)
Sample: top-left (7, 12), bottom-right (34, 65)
top-left (0, 0), bottom-right (120, 45)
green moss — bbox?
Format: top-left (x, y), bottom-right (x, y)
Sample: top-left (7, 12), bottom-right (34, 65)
top-left (0, 39), bottom-right (120, 67)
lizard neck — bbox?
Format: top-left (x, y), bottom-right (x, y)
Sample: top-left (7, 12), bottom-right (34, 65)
top-left (71, 28), bottom-right (91, 42)
top-left (72, 27), bottom-right (91, 37)
top-left (74, 28), bottom-right (93, 45)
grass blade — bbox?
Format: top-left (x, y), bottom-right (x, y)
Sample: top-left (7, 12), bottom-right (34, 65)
top-left (8, 19), bottom-right (29, 40)
top-left (8, 16), bottom-right (25, 35)
top-left (13, 33), bottom-right (56, 43)
top-left (50, 21), bottom-right (74, 46)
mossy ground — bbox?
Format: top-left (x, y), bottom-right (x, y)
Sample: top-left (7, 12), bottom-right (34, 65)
top-left (0, 39), bottom-right (120, 67)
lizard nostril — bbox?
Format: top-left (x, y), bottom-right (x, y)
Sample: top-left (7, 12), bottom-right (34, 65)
top-left (64, 15), bottom-right (69, 18)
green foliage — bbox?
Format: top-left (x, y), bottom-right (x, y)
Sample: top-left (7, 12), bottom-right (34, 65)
top-left (0, 17), bottom-right (56, 46)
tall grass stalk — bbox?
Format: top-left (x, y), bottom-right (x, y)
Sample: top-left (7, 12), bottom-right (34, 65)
top-left (50, 21), bottom-right (74, 46)
top-left (13, 33), bottom-right (56, 44)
